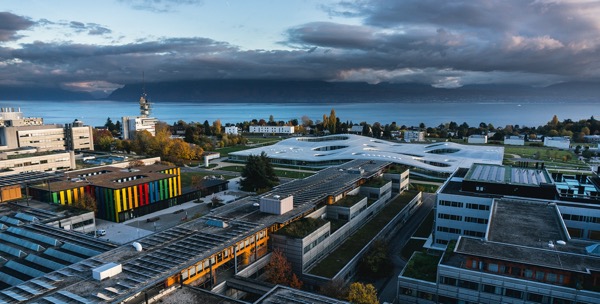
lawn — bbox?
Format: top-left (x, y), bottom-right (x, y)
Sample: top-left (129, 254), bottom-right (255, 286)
top-left (180, 172), bottom-right (236, 188)
top-left (309, 191), bottom-right (418, 278)
top-left (503, 145), bottom-right (587, 170)
top-left (219, 166), bottom-right (313, 179)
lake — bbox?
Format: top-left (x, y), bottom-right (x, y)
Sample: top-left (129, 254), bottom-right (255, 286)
top-left (1, 100), bottom-right (599, 128)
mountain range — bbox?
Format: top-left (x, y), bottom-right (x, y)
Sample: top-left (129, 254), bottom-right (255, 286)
top-left (1, 80), bottom-right (599, 102)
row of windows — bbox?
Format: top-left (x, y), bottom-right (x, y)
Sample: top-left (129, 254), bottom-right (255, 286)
top-left (303, 231), bottom-right (330, 254)
top-left (464, 230), bottom-right (485, 238)
top-left (562, 213), bottom-right (600, 224)
top-left (438, 213), bottom-right (462, 221)
top-left (470, 260), bottom-right (567, 284)
top-left (437, 226), bottom-right (461, 234)
top-left (464, 216), bottom-right (489, 224)
top-left (439, 200), bottom-right (463, 208)
top-left (466, 203), bottom-right (490, 210)
top-left (439, 276), bottom-right (576, 303)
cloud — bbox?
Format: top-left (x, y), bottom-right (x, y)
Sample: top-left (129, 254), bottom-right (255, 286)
top-left (118, 0), bottom-right (203, 13)
top-left (0, 12), bottom-right (35, 41)
top-left (3, 0), bottom-right (600, 92)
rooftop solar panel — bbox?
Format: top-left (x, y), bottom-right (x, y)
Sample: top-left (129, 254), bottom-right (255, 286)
top-left (5, 260), bottom-right (46, 278)
top-left (7, 227), bottom-right (60, 246)
top-left (14, 213), bottom-right (39, 223)
top-left (25, 254), bottom-right (66, 271)
top-left (0, 243), bottom-right (26, 258)
top-left (61, 243), bottom-right (101, 258)
top-left (44, 248), bottom-right (83, 264)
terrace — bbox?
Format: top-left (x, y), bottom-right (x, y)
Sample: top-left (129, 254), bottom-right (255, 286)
top-left (308, 191), bottom-right (417, 278)
top-left (276, 218), bottom-right (328, 239)
top-left (332, 195), bottom-right (365, 208)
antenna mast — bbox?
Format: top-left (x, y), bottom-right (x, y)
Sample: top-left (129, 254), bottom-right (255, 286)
top-left (139, 71), bottom-right (150, 117)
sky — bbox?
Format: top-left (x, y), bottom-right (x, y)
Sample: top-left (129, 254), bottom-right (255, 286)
top-left (2, 0), bottom-right (600, 95)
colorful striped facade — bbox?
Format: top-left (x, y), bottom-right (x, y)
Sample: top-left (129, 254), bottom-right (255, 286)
top-left (32, 165), bottom-right (181, 223)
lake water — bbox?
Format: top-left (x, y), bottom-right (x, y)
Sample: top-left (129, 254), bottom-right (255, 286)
top-left (1, 100), bottom-right (599, 128)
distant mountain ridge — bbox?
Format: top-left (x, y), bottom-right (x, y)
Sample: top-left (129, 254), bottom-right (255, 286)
top-left (0, 86), bottom-right (94, 100)
top-left (1, 80), bottom-right (598, 102)
top-left (107, 80), bottom-right (600, 103)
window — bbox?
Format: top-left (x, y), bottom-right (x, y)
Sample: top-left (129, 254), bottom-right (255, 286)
top-left (459, 280), bottom-right (479, 291)
top-left (465, 216), bottom-right (489, 224)
top-left (439, 200), bottom-right (463, 208)
top-left (436, 239), bottom-right (448, 245)
top-left (438, 213), bottom-right (463, 221)
top-left (439, 276), bottom-right (457, 286)
top-left (527, 293), bottom-right (546, 303)
top-left (524, 269), bottom-right (533, 278)
top-left (487, 263), bottom-right (498, 272)
top-left (466, 203), bottom-right (490, 210)
top-left (482, 284), bottom-right (501, 295)
top-left (464, 230), bottom-right (485, 238)
top-left (535, 271), bottom-right (545, 281)
top-left (437, 226), bottom-right (461, 234)
top-left (504, 288), bottom-right (523, 299)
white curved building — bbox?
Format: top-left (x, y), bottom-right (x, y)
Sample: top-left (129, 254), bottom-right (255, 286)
top-left (230, 134), bottom-right (504, 178)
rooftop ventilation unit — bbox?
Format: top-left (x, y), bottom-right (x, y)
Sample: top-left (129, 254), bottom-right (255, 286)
top-left (92, 263), bottom-right (122, 281)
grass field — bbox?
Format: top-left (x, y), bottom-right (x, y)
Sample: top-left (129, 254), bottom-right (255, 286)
top-left (219, 165), bottom-right (313, 179)
top-left (503, 145), bottom-right (587, 170)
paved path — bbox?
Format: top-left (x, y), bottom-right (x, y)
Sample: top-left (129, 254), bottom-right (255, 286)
top-left (376, 193), bottom-right (435, 304)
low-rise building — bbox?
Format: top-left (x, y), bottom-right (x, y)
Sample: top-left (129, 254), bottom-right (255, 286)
top-left (249, 125), bottom-right (294, 134)
top-left (544, 136), bottom-right (571, 149)
top-left (398, 198), bottom-right (600, 304)
top-left (404, 130), bottom-right (425, 142)
top-left (584, 135), bottom-right (600, 143)
top-left (29, 164), bottom-right (181, 223)
top-left (224, 126), bottom-right (239, 135)
top-left (504, 135), bottom-right (525, 145)
top-left (467, 134), bottom-right (488, 144)
top-left (0, 150), bottom-right (75, 175)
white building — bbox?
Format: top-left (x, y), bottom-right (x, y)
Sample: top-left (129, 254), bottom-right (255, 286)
top-left (432, 163), bottom-right (600, 249)
top-left (230, 134), bottom-right (504, 178)
top-left (0, 150), bottom-right (76, 175)
top-left (504, 135), bottom-right (525, 145)
top-left (467, 134), bottom-right (487, 144)
top-left (404, 130), bottom-right (425, 142)
top-left (544, 136), bottom-right (570, 149)
top-left (224, 126), bottom-right (239, 135)
top-left (349, 125), bottom-right (363, 134)
top-left (121, 116), bottom-right (158, 140)
top-left (249, 125), bottom-right (294, 134)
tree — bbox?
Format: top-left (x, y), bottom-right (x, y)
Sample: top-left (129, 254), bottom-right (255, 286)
top-left (240, 152), bottom-right (279, 192)
top-left (359, 240), bottom-right (390, 278)
top-left (191, 175), bottom-right (204, 202)
top-left (265, 249), bottom-right (302, 287)
top-left (213, 119), bottom-right (222, 135)
top-left (203, 120), bottom-right (212, 136)
top-left (329, 109), bottom-right (337, 134)
top-left (73, 193), bottom-right (97, 214)
top-left (347, 282), bottom-right (379, 304)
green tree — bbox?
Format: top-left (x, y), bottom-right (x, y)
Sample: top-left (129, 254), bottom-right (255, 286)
top-left (359, 241), bottom-right (390, 278)
top-left (203, 120), bottom-right (212, 136)
top-left (348, 282), bottom-right (379, 304)
top-left (239, 152), bottom-right (279, 192)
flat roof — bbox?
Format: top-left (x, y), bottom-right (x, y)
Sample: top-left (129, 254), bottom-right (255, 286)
top-left (33, 164), bottom-right (177, 191)
top-left (0, 171), bottom-right (62, 188)
top-left (464, 163), bottom-right (552, 186)
top-left (2, 159), bottom-right (390, 303)
top-left (445, 198), bottom-right (600, 274)
top-left (255, 285), bottom-right (348, 304)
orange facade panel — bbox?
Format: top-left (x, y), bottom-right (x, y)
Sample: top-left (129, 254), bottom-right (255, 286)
top-left (1, 185), bottom-right (22, 202)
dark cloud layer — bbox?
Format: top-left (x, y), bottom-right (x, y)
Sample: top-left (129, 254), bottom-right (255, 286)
top-left (0, 12), bottom-right (34, 41)
top-left (2, 0), bottom-right (600, 93)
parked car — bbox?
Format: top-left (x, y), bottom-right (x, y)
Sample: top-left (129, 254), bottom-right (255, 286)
top-left (96, 229), bottom-right (106, 236)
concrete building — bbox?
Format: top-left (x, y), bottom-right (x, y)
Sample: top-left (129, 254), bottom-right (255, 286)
top-left (398, 198), bottom-right (600, 304)
top-left (349, 125), bottom-right (364, 134)
top-left (504, 135), bottom-right (525, 145)
top-left (0, 159), bottom-right (396, 303)
top-left (467, 134), bottom-right (488, 144)
top-left (249, 125), bottom-right (294, 134)
top-left (121, 116), bottom-right (158, 140)
top-left (584, 135), bottom-right (600, 143)
top-left (432, 163), bottom-right (600, 249)
top-left (230, 134), bottom-right (504, 179)
top-left (544, 136), bottom-right (571, 149)
top-left (404, 130), bottom-right (425, 142)
top-left (0, 150), bottom-right (76, 175)
top-left (224, 126), bottom-right (239, 135)
top-left (29, 164), bottom-right (182, 223)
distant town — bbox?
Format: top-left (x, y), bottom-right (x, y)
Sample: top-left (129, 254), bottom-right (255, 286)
top-left (0, 102), bottom-right (599, 304)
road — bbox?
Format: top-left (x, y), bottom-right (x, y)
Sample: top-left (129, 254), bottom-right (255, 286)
top-left (377, 192), bottom-right (435, 304)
